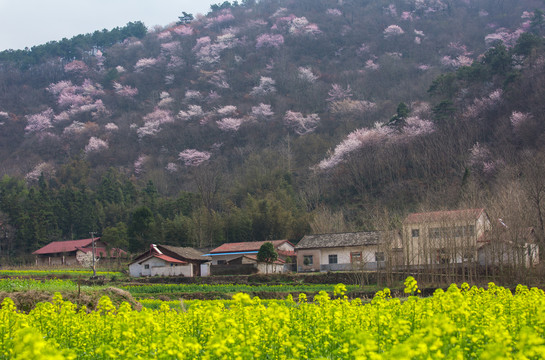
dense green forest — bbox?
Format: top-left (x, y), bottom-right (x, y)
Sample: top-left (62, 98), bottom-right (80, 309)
top-left (1, 0), bottom-right (545, 262)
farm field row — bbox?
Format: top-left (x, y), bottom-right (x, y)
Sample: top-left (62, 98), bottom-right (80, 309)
top-left (1, 279), bottom-right (545, 359)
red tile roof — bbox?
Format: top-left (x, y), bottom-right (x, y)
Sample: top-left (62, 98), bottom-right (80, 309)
top-left (404, 208), bottom-right (485, 224)
top-left (210, 240), bottom-right (293, 254)
top-left (32, 238), bottom-right (98, 255)
top-left (153, 254), bottom-right (187, 264)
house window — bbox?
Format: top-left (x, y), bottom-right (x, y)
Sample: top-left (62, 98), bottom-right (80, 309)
top-left (217, 260), bottom-right (227, 265)
top-left (375, 252), bottom-right (385, 262)
top-left (429, 227), bottom-right (441, 239)
top-left (328, 254), bottom-right (338, 264)
top-left (303, 255), bottom-right (313, 266)
top-left (350, 252), bottom-right (362, 263)
top-left (412, 229), bottom-right (420, 237)
top-left (144, 264), bottom-right (149, 269)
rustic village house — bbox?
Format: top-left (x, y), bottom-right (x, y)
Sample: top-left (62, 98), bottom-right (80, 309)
top-left (33, 237), bottom-right (125, 266)
top-left (295, 231), bottom-right (403, 272)
top-left (204, 240), bottom-right (295, 274)
top-left (129, 244), bottom-right (211, 277)
top-left (402, 208), bottom-right (491, 267)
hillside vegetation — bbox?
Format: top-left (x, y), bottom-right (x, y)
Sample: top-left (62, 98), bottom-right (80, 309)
top-left (1, 0), bottom-right (545, 261)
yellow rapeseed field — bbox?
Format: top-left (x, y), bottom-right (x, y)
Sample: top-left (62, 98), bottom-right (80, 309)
top-left (1, 278), bottom-right (545, 359)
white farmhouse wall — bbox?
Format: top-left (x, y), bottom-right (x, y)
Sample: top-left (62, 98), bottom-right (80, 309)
top-left (129, 257), bottom-right (192, 277)
top-left (151, 264), bottom-right (192, 277)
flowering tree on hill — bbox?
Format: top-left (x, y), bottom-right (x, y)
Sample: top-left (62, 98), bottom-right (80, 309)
top-left (25, 109), bottom-right (54, 134)
top-left (283, 111), bottom-right (320, 135)
top-left (179, 149), bottom-right (211, 166)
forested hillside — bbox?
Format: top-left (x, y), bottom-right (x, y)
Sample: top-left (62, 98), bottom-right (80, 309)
top-left (1, 0), bottom-right (545, 262)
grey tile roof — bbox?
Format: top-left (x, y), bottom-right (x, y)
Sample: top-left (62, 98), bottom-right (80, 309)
top-left (158, 245), bottom-right (212, 261)
top-left (296, 232), bottom-right (380, 249)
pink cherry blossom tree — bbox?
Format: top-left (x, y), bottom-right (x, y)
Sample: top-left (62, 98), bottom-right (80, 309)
top-left (179, 149), bottom-right (211, 166)
top-left (25, 109), bottom-right (54, 134)
top-left (383, 25), bottom-right (404, 37)
top-left (250, 77), bottom-right (277, 97)
top-left (327, 84), bottom-right (353, 102)
top-left (64, 60), bottom-right (88, 74)
top-left (217, 117), bottom-right (244, 132)
top-left (84, 137), bottom-right (108, 154)
top-left (251, 103), bottom-right (274, 120)
top-left (256, 33), bottom-right (284, 48)
top-left (134, 57), bottom-right (159, 72)
top-left (283, 111), bottom-right (320, 135)
top-left (113, 82), bottom-right (138, 97)
top-left (217, 105), bottom-right (238, 116)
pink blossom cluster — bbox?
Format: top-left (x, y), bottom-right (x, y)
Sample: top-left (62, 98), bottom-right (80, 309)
top-left (386, 4), bottom-right (397, 17)
top-left (485, 28), bottom-right (525, 47)
top-left (401, 11), bottom-right (413, 21)
top-left (217, 105), bottom-right (238, 116)
top-left (251, 103), bottom-right (274, 120)
top-left (104, 123), bottom-right (119, 131)
top-left (413, 0), bottom-right (448, 13)
top-left (207, 70), bottom-right (230, 89)
top-left (178, 105), bottom-right (204, 121)
top-left (81, 79), bottom-right (104, 97)
top-left (47, 80), bottom-right (73, 95)
top-left (250, 77), bottom-right (277, 97)
top-left (63, 121), bottom-right (86, 135)
top-left (479, 10), bottom-right (489, 17)
top-left (172, 25), bottom-right (194, 36)
top-left (161, 41), bottom-right (181, 55)
top-left (165, 162), bottom-right (179, 173)
top-left (298, 67), bottom-right (318, 83)
top-left (206, 9), bottom-right (235, 28)
top-left (317, 115), bottom-right (435, 170)
top-left (326, 9), bottom-right (342, 16)
top-left (521, 11), bottom-right (534, 19)
top-left (401, 116), bottom-right (435, 139)
top-left (327, 84), bottom-right (353, 102)
top-left (64, 60), bottom-right (89, 74)
top-left (383, 25), bottom-right (404, 37)
top-left (145, 108), bottom-right (173, 125)
top-left (84, 137), bottom-right (108, 154)
top-left (365, 59), bottom-right (380, 70)
top-left (283, 111), bottom-right (320, 135)
top-left (178, 149), bottom-right (211, 166)
top-left (134, 57), bottom-right (159, 72)
top-left (25, 162), bottom-right (55, 183)
top-left (510, 111), bottom-right (531, 131)
top-left (317, 126), bottom-right (392, 170)
top-left (440, 55), bottom-right (473, 68)
top-left (25, 108), bottom-right (54, 134)
top-left (288, 17), bottom-right (321, 36)
top-left (157, 31), bottom-right (172, 40)
top-left (217, 117), bottom-right (244, 132)
top-left (134, 155), bottom-right (148, 175)
top-left (113, 82), bottom-right (138, 97)
top-left (192, 36), bottom-right (226, 66)
top-left (0, 111), bottom-right (8, 119)
top-left (469, 142), bottom-right (496, 175)
top-left (256, 33), bottom-right (284, 48)
top-left (158, 92), bottom-right (173, 108)
top-left (463, 89), bottom-right (503, 119)
top-left (137, 121), bottom-right (160, 138)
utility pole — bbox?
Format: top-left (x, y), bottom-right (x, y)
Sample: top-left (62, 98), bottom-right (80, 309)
top-left (90, 231), bottom-right (97, 277)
